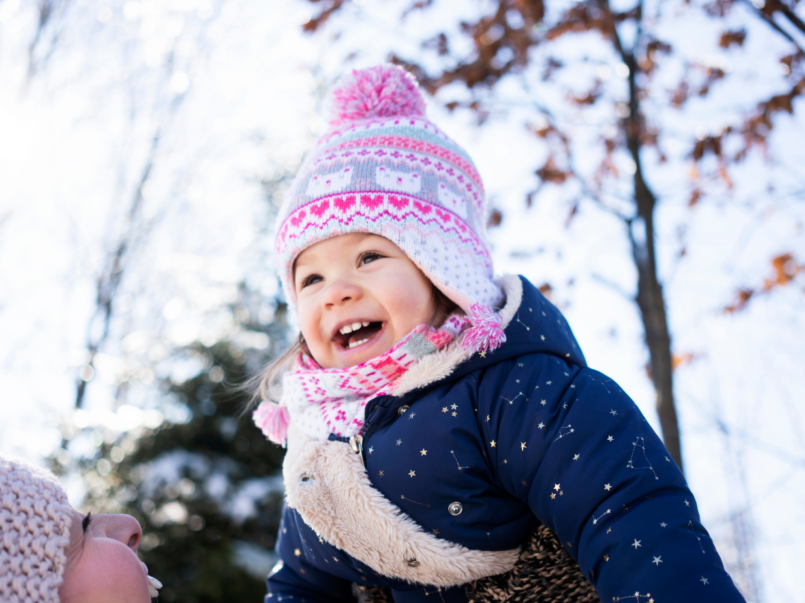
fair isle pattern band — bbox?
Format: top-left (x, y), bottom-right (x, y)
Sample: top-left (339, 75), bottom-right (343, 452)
top-left (316, 117), bottom-right (481, 188)
top-left (310, 144), bottom-right (482, 210)
top-left (278, 118), bottom-right (486, 226)
top-left (307, 140), bottom-right (484, 215)
top-left (277, 193), bottom-right (497, 311)
top-left (314, 127), bottom-right (484, 197)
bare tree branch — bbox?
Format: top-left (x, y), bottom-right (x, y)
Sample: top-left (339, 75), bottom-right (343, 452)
top-left (73, 56), bottom-right (189, 409)
top-left (74, 125), bottom-right (162, 409)
top-left (599, 0), bottom-right (684, 471)
top-left (740, 0), bottom-right (805, 55)
top-left (591, 272), bottom-right (634, 302)
top-left (519, 74), bottom-right (634, 221)
top-left (26, 0), bottom-right (70, 81)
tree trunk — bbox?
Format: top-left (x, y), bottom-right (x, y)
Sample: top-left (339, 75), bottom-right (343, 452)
top-left (621, 46), bottom-right (684, 472)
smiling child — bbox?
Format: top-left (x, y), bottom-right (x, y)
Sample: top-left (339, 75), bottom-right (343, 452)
top-left (252, 64), bottom-right (746, 603)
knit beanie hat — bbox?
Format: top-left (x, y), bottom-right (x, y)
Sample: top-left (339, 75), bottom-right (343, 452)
top-left (275, 64), bottom-right (506, 352)
top-left (0, 457), bottom-right (72, 603)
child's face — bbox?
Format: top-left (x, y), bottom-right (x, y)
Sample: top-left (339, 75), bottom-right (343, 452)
top-left (294, 233), bottom-right (435, 369)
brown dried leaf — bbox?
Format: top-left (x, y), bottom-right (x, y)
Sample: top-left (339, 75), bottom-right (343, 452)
top-left (422, 32), bottom-right (449, 56)
top-left (724, 254), bottom-right (803, 312)
top-left (689, 188), bottom-right (702, 207)
top-left (672, 353), bottom-right (695, 370)
top-left (565, 201), bottom-right (579, 228)
top-left (736, 76), bottom-right (805, 161)
top-left (698, 67), bottom-right (726, 97)
top-left (487, 208), bottom-right (503, 227)
top-left (546, 3), bottom-right (614, 42)
top-left (704, 0), bottom-right (737, 17)
top-left (301, 0), bottom-right (346, 33)
top-left (569, 80), bottom-right (601, 105)
top-left (402, 0), bottom-right (434, 18)
top-left (718, 29), bottom-right (746, 48)
top-left (513, 0), bottom-right (546, 24)
top-left (719, 166), bottom-right (733, 189)
top-left (593, 138), bottom-right (618, 186)
top-left (641, 38), bottom-right (672, 75)
top-left (542, 57), bottom-right (563, 80)
top-left (670, 79), bottom-right (689, 108)
top-left (763, 253), bottom-right (803, 290)
top-left (536, 156), bottom-right (572, 184)
top-left (779, 54), bottom-right (802, 75)
top-left (692, 135), bottom-right (722, 161)
top-left (724, 288), bottom-right (754, 313)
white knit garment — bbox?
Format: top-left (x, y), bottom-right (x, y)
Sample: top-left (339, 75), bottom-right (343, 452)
top-left (0, 457), bottom-right (72, 603)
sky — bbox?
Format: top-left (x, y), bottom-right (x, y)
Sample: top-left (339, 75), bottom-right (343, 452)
top-left (1, 1), bottom-right (804, 601)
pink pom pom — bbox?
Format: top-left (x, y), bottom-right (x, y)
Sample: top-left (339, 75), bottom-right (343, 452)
top-left (462, 303), bottom-right (506, 354)
top-left (253, 401), bottom-right (290, 446)
top-left (330, 64), bottom-right (426, 126)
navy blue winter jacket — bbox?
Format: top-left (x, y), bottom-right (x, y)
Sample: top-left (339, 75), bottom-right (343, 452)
top-left (266, 276), bottom-right (745, 602)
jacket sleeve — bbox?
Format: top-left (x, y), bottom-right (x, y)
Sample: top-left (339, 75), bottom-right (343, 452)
top-left (476, 353), bottom-right (746, 603)
top-left (266, 504), bottom-right (357, 603)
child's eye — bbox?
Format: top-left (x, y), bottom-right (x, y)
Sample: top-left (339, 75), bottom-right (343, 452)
top-left (359, 252), bottom-right (384, 265)
top-left (300, 274), bottom-right (322, 289)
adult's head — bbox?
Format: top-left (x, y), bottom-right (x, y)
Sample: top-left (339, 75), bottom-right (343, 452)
top-left (0, 456), bottom-right (161, 603)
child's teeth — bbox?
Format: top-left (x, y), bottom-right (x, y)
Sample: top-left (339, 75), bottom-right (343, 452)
top-left (341, 324), bottom-right (353, 334)
top-left (348, 338), bottom-right (369, 349)
top-left (362, 322), bottom-right (369, 327)
top-left (351, 322), bottom-right (362, 331)
top-left (148, 576), bottom-right (163, 589)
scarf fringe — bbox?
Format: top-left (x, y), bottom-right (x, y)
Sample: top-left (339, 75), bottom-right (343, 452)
top-left (253, 401), bottom-right (290, 446)
top-left (462, 303), bottom-right (506, 354)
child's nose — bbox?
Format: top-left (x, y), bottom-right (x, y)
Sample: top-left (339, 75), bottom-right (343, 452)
top-left (323, 278), bottom-right (362, 307)
top-left (90, 513), bottom-right (143, 552)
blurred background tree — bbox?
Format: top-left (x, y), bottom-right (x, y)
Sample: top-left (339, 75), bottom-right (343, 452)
top-left (53, 290), bottom-right (291, 602)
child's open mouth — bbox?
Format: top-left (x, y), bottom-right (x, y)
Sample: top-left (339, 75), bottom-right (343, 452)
top-left (334, 321), bottom-right (384, 349)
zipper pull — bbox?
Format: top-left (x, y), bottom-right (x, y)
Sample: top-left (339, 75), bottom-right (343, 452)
top-left (349, 435), bottom-right (364, 466)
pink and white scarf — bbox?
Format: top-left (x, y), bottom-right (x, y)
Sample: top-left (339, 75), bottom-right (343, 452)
top-left (253, 303), bottom-right (507, 445)
top-left (254, 314), bottom-right (471, 444)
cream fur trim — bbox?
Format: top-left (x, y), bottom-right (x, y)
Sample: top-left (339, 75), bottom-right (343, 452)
top-left (393, 274), bottom-right (523, 397)
top-left (283, 423), bottom-right (521, 587)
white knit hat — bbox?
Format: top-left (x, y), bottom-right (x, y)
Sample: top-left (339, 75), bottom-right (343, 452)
top-left (0, 457), bottom-right (72, 603)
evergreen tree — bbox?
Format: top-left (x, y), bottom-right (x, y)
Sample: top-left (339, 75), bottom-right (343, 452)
top-left (54, 292), bottom-right (291, 603)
